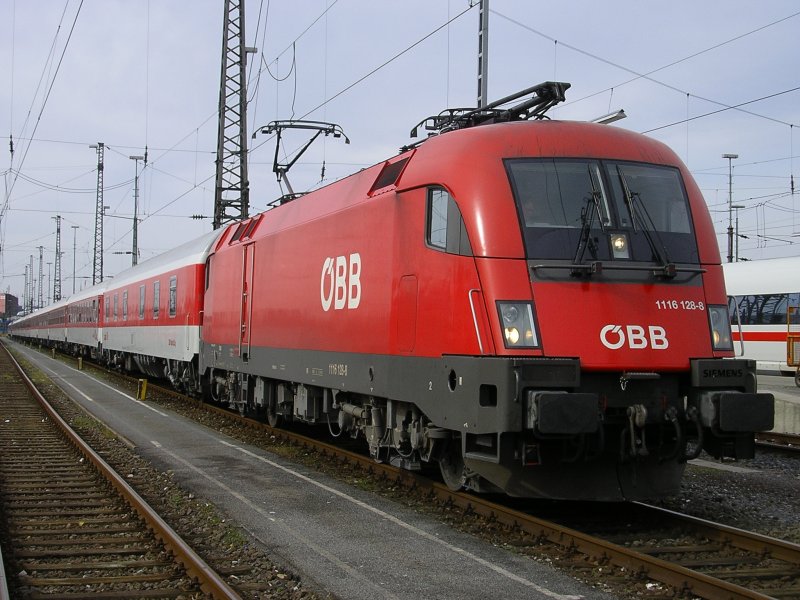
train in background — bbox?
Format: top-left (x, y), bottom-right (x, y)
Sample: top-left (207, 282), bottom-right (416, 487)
top-left (724, 256), bottom-right (800, 385)
top-left (11, 82), bottom-right (775, 501)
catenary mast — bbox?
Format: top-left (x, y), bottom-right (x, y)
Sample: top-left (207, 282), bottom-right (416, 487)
top-left (477, 0), bottom-right (489, 108)
top-left (90, 143), bottom-right (105, 284)
top-left (213, 0), bottom-right (255, 230)
top-left (52, 215), bottom-right (62, 302)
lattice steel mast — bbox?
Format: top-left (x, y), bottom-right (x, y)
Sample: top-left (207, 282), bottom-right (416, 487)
top-left (37, 246), bottom-right (44, 309)
top-left (90, 143), bottom-right (105, 284)
top-left (213, 0), bottom-right (254, 230)
top-left (23, 264), bottom-right (29, 313)
top-left (27, 256), bottom-right (33, 312)
top-left (52, 215), bottom-right (62, 302)
top-left (477, 0), bottom-right (489, 108)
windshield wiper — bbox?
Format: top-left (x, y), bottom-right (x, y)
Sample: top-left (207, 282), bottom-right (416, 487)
top-left (571, 166), bottom-right (606, 277)
top-left (617, 166), bottom-right (676, 278)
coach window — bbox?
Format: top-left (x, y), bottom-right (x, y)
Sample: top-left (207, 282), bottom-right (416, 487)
top-left (169, 276), bottom-right (177, 318)
top-left (426, 187), bottom-right (472, 256)
top-left (731, 293), bottom-right (800, 325)
top-left (105, 297), bottom-right (110, 320)
top-left (122, 291), bottom-right (128, 321)
top-left (153, 281), bottom-right (160, 319)
top-left (139, 285), bottom-right (145, 320)
top-left (114, 294), bottom-right (119, 321)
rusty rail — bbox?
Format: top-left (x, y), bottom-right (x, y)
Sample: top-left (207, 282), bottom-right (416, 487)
top-left (1, 340), bottom-right (241, 600)
top-left (19, 341), bottom-right (800, 599)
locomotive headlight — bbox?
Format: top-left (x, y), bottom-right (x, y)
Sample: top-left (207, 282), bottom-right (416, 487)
top-left (502, 305), bottom-right (519, 324)
top-left (497, 302), bottom-right (540, 349)
top-left (708, 305), bottom-right (733, 351)
top-left (504, 327), bottom-right (520, 344)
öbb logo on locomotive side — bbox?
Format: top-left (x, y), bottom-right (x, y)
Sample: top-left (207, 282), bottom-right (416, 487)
top-left (320, 253), bottom-right (362, 311)
top-left (600, 324), bottom-right (669, 350)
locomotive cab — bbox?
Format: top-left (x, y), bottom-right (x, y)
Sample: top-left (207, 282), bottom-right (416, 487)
top-left (436, 126), bottom-right (775, 498)
top-left (198, 83), bottom-right (774, 501)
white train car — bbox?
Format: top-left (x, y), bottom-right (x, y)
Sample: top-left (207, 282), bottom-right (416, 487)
top-left (11, 286), bottom-right (104, 357)
top-left (724, 256), bottom-right (800, 375)
top-left (99, 229), bottom-right (221, 389)
top-left (11, 299), bottom-right (68, 346)
top-left (64, 286), bottom-right (104, 356)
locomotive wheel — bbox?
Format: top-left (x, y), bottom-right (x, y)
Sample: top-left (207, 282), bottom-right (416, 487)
top-left (439, 439), bottom-right (466, 491)
top-left (795, 368), bottom-right (800, 388)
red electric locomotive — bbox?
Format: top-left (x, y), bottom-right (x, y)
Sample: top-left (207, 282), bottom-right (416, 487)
top-left (11, 82), bottom-right (775, 500)
top-left (201, 82), bottom-right (774, 500)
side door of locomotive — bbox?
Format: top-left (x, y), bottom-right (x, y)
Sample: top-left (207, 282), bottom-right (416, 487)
top-left (395, 186), bottom-right (493, 356)
top-left (239, 241), bottom-right (256, 361)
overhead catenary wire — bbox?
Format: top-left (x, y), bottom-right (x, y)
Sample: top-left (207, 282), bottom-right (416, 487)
top-left (5, 1), bottom-right (472, 237)
top-left (492, 8), bottom-right (799, 129)
top-left (247, 0), bottom-right (271, 129)
top-left (2, 0), bottom-right (84, 282)
top-left (250, 2), bottom-right (477, 157)
top-left (11, 169), bottom-right (133, 194)
top-left (486, 4), bottom-right (797, 243)
top-left (8, 0), bottom-right (16, 160)
top-left (641, 86), bottom-right (800, 134)
top-left (8, 1), bottom-right (68, 172)
top-left (4, 0), bottom-right (85, 201)
top-left (145, 0), bottom-right (151, 155)
top-left (5, 4), bottom-right (799, 284)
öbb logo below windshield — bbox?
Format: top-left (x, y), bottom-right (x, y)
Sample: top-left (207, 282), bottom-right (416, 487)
top-left (321, 253), bottom-right (362, 311)
top-left (600, 325), bottom-right (669, 350)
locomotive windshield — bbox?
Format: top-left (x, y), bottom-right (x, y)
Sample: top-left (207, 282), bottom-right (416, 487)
top-left (505, 159), bottom-right (699, 264)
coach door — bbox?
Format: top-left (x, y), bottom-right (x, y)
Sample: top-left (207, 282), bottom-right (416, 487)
top-left (239, 242), bottom-right (255, 361)
top-left (789, 306), bottom-right (800, 375)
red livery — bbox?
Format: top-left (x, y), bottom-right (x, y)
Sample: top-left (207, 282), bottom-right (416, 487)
top-left (12, 83), bottom-right (774, 500)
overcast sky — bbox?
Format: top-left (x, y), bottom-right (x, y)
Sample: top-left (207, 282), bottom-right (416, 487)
top-left (1, 1), bottom-right (798, 303)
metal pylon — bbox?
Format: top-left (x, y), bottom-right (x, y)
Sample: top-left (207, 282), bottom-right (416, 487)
top-left (53, 215), bottom-right (62, 302)
top-left (477, 0), bottom-right (489, 108)
top-left (91, 143), bottom-right (105, 284)
top-left (213, 0), bottom-right (253, 230)
top-left (37, 246), bottom-right (44, 309)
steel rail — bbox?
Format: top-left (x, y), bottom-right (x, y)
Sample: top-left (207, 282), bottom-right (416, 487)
top-left (26, 345), bottom-right (798, 599)
top-left (633, 502), bottom-right (800, 566)
top-left (0, 533), bottom-right (8, 600)
top-left (197, 396), bottom-right (791, 599)
top-left (756, 430), bottom-right (800, 451)
top-left (1, 341), bottom-right (241, 600)
top-left (183, 396), bottom-right (789, 600)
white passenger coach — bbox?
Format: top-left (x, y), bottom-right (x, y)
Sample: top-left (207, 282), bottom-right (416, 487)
top-left (724, 256), bottom-right (800, 379)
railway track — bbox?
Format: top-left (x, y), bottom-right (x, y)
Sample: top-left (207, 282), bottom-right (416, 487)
top-left (0, 341), bottom-right (240, 599)
top-left (538, 501), bottom-right (800, 599)
top-left (13, 341), bottom-right (800, 599)
top-left (114, 369), bottom-right (800, 598)
top-left (757, 431), bottom-right (800, 453)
